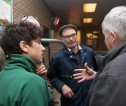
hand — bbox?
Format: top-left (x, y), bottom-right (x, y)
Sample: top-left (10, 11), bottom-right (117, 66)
top-left (61, 85), bottom-right (74, 98)
top-left (73, 63), bottom-right (96, 83)
top-left (36, 64), bottom-right (47, 77)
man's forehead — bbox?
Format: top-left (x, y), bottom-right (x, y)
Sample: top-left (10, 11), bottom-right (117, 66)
top-left (62, 28), bottom-right (76, 34)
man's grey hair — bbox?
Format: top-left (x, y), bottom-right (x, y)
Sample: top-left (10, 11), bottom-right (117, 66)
top-left (102, 6), bottom-right (126, 40)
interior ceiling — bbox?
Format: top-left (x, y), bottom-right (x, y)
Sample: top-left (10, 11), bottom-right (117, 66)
top-left (43, 0), bottom-right (126, 28)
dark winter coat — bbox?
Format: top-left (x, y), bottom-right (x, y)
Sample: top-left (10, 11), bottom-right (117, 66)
top-left (85, 41), bottom-right (126, 106)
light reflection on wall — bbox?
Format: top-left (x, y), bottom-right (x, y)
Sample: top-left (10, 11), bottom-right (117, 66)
top-left (86, 31), bottom-right (98, 48)
top-left (77, 30), bottom-right (81, 44)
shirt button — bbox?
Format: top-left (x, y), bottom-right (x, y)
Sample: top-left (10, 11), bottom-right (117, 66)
top-left (70, 55), bottom-right (72, 58)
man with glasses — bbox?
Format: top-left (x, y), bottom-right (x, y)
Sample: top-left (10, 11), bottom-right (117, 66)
top-left (47, 24), bottom-right (98, 106)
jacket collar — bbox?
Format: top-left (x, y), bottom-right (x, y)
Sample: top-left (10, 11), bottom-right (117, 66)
top-left (64, 44), bottom-right (83, 54)
top-left (5, 54), bottom-right (36, 73)
top-left (96, 40), bottom-right (126, 69)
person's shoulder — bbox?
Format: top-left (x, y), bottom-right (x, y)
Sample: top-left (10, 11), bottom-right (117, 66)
top-left (25, 73), bottom-right (46, 86)
top-left (52, 48), bottom-right (64, 57)
top-left (80, 44), bottom-right (94, 52)
top-left (29, 73), bottom-right (45, 81)
top-left (21, 71), bottom-right (45, 83)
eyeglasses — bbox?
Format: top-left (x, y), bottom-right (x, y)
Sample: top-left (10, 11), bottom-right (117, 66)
top-left (21, 16), bottom-right (39, 23)
top-left (62, 33), bottom-right (77, 39)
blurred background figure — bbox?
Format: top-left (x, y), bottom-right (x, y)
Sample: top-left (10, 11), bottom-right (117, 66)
top-left (0, 47), bottom-right (6, 71)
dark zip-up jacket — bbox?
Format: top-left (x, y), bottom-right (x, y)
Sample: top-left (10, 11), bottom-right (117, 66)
top-left (47, 45), bottom-right (98, 106)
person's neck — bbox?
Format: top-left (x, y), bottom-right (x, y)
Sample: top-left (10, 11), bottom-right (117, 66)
top-left (70, 45), bottom-right (79, 54)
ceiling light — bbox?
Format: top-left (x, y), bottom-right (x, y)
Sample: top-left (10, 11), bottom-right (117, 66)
top-left (86, 33), bottom-right (98, 39)
top-left (83, 18), bottom-right (93, 23)
top-left (86, 33), bottom-right (93, 38)
top-left (83, 3), bottom-right (97, 12)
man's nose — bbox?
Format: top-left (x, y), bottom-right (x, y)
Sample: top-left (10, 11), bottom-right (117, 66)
top-left (41, 44), bottom-right (45, 51)
top-left (69, 36), bottom-right (73, 40)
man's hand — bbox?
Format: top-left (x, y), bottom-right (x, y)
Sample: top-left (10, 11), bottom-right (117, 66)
top-left (61, 85), bottom-right (74, 98)
top-left (73, 63), bottom-right (96, 83)
top-left (36, 64), bottom-right (47, 77)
